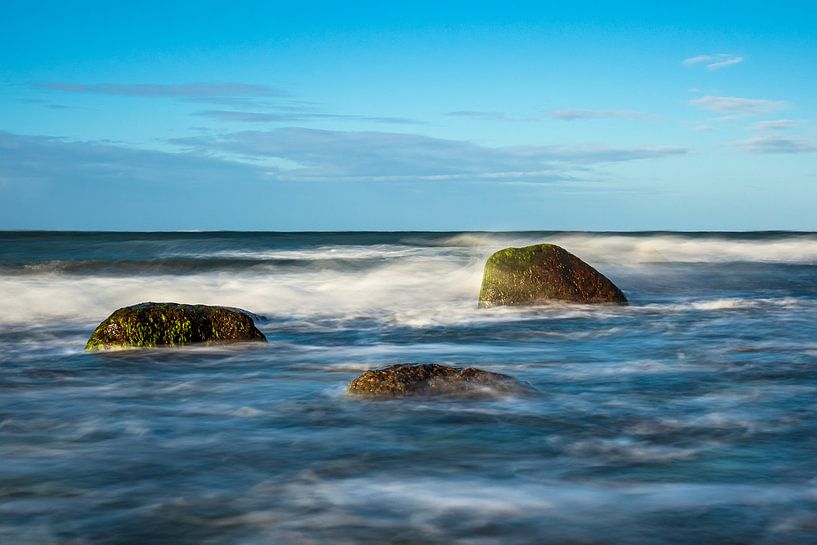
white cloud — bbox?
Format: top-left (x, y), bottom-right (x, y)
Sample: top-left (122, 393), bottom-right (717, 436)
top-left (32, 81), bottom-right (422, 123)
top-left (445, 111), bottom-right (509, 121)
top-left (31, 81), bottom-right (289, 100)
top-left (689, 96), bottom-right (787, 116)
top-left (547, 109), bottom-right (646, 121)
top-left (32, 81), bottom-right (289, 98)
top-left (734, 135), bottom-right (817, 154)
top-left (0, 131), bottom-right (274, 189)
top-left (683, 54), bottom-right (744, 71)
top-left (445, 109), bottom-right (648, 123)
top-left (171, 128), bottom-right (688, 181)
top-left (751, 119), bottom-right (797, 131)
top-left (0, 129), bottom-right (689, 192)
top-left (707, 56), bottom-right (744, 70)
top-left (684, 55), bottom-right (711, 65)
top-left (196, 110), bottom-right (421, 125)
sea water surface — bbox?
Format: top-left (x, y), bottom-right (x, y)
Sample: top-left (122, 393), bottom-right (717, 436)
top-left (2, 231), bottom-right (817, 544)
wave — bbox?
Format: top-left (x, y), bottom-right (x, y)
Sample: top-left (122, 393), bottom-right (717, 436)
top-left (208, 475), bottom-right (815, 544)
top-left (0, 258), bottom-right (811, 327)
top-left (0, 257), bottom-right (484, 326)
top-left (2, 232), bottom-right (817, 326)
top-left (431, 232), bottom-right (817, 264)
top-left (6, 232), bottom-right (817, 273)
top-left (640, 296), bottom-right (805, 312)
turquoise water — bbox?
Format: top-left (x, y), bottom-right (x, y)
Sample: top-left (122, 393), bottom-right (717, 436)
top-left (2, 231), bottom-right (817, 544)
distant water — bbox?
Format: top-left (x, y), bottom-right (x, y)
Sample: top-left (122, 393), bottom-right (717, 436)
top-left (2, 231), bottom-right (817, 545)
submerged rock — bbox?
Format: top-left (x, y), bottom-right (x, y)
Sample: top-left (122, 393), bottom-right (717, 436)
top-left (85, 302), bottom-right (267, 351)
top-left (478, 244), bottom-right (627, 307)
top-left (348, 363), bottom-right (534, 397)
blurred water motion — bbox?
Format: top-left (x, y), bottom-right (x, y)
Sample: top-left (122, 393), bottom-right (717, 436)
top-left (1, 231), bottom-right (817, 544)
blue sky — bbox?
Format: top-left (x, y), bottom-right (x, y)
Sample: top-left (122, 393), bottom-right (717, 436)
top-left (1, 1), bottom-right (816, 230)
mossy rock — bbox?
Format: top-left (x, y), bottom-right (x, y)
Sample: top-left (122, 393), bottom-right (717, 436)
top-left (85, 302), bottom-right (267, 351)
top-left (348, 363), bottom-right (534, 398)
top-left (478, 243), bottom-right (627, 307)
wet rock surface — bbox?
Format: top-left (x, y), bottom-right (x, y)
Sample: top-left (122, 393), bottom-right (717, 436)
top-left (85, 302), bottom-right (267, 351)
top-left (478, 243), bottom-right (628, 307)
top-left (348, 363), bottom-right (534, 397)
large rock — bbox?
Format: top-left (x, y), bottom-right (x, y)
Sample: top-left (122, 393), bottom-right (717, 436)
top-left (85, 302), bottom-right (267, 351)
top-left (348, 363), bottom-right (533, 397)
top-left (478, 244), bottom-right (627, 307)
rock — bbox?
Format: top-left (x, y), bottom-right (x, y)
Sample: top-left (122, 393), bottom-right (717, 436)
top-left (478, 244), bottom-right (627, 307)
top-left (85, 302), bottom-right (267, 351)
top-left (348, 363), bottom-right (534, 397)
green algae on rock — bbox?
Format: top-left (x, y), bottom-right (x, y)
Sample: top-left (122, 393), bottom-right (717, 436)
top-left (85, 302), bottom-right (267, 351)
top-left (348, 363), bottom-right (534, 398)
top-left (478, 243), bottom-right (627, 307)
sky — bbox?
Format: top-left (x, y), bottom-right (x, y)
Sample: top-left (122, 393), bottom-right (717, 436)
top-left (1, 1), bottom-right (816, 231)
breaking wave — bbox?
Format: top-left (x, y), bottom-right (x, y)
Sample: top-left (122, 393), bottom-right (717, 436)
top-left (1, 231), bottom-right (816, 325)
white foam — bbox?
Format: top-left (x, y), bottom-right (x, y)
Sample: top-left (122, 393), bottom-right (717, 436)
top-left (2, 234), bottom-right (815, 326)
top-left (559, 437), bottom-right (699, 462)
top-left (437, 232), bottom-right (817, 264)
top-left (639, 296), bottom-right (806, 314)
top-left (0, 255), bottom-right (480, 325)
top-left (214, 476), bottom-right (815, 529)
top-left (202, 244), bottom-right (435, 261)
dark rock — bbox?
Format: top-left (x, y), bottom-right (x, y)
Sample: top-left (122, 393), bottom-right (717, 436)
top-left (478, 244), bottom-right (627, 307)
top-left (85, 302), bottom-right (267, 351)
top-left (348, 363), bottom-right (534, 397)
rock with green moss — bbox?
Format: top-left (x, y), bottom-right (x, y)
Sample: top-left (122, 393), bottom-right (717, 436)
top-left (85, 302), bottom-right (267, 351)
top-left (348, 363), bottom-right (534, 398)
top-left (478, 244), bottom-right (627, 307)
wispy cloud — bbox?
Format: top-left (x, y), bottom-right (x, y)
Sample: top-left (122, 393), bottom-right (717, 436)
top-left (0, 126), bottom-right (688, 198)
top-left (15, 97), bottom-right (70, 110)
top-left (196, 110), bottom-right (422, 125)
top-left (445, 111), bottom-right (509, 121)
top-left (683, 54), bottom-right (744, 71)
top-left (171, 127), bottom-right (687, 181)
top-left (734, 135), bottom-right (817, 154)
top-left (546, 109), bottom-right (646, 121)
top-left (689, 95), bottom-right (787, 116)
top-left (32, 80), bottom-right (423, 124)
top-left (0, 131), bottom-right (272, 188)
top-left (32, 81), bottom-right (289, 99)
top-left (180, 96), bottom-right (315, 109)
top-left (751, 119), bottom-right (797, 131)
top-left (0, 131), bottom-right (289, 229)
top-left (445, 109), bottom-right (648, 123)
top-left (518, 144), bottom-right (687, 163)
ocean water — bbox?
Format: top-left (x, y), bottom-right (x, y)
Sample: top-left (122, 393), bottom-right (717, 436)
top-left (2, 231), bottom-right (817, 545)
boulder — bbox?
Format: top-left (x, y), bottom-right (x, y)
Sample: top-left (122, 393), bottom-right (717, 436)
top-left (348, 363), bottom-right (533, 397)
top-left (478, 244), bottom-right (627, 307)
top-left (85, 302), bottom-right (267, 351)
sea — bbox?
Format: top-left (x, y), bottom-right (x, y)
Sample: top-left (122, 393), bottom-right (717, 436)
top-left (2, 231), bottom-right (817, 545)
